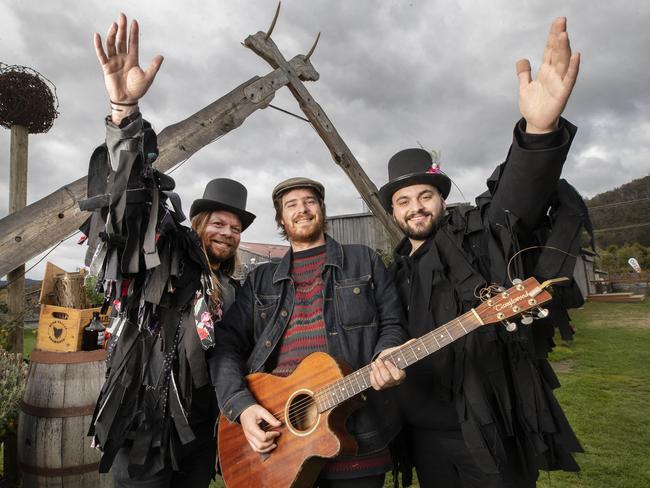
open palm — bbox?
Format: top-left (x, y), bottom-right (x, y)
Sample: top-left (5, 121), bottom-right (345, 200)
top-left (94, 13), bottom-right (163, 104)
top-left (517, 18), bottom-right (580, 134)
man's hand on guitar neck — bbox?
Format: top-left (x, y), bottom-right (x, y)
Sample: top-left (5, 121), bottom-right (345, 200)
top-left (240, 404), bottom-right (282, 454)
top-left (370, 346), bottom-right (407, 391)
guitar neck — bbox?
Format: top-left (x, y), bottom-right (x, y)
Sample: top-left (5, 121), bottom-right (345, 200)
top-left (315, 309), bottom-right (484, 412)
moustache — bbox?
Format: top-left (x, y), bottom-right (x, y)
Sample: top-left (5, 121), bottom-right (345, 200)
top-left (210, 238), bottom-right (234, 246)
top-left (292, 212), bottom-right (315, 222)
top-left (406, 210), bottom-right (432, 221)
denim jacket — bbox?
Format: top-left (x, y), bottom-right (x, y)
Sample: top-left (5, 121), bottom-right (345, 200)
top-left (210, 235), bottom-right (407, 454)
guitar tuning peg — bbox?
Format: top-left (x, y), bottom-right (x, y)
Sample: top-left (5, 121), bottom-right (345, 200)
top-left (520, 315), bottom-right (534, 325)
top-left (503, 320), bottom-right (518, 332)
top-left (535, 307), bottom-right (549, 319)
top-left (512, 278), bottom-right (522, 285)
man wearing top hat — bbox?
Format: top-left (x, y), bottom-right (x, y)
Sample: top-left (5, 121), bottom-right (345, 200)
top-left (85, 14), bottom-right (256, 487)
top-left (378, 18), bottom-right (590, 488)
top-left (189, 178), bottom-right (256, 313)
top-left (212, 177), bottom-right (408, 487)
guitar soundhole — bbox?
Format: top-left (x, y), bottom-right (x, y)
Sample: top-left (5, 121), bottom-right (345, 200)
top-left (287, 392), bottom-right (318, 433)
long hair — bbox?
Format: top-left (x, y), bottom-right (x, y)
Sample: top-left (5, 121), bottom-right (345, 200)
top-left (191, 211), bottom-right (238, 276)
top-left (190, 211), bottom-right (230, 311)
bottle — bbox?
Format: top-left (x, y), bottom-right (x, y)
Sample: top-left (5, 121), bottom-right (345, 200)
top-left (82, 312), bottom-right (105, 351)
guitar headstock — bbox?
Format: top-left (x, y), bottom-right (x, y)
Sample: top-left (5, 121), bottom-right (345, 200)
top-left (474, 277), bottom-right (564, 326)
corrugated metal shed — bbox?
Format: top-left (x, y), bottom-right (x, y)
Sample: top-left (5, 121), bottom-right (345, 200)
top-left (326, 212), bottom-right (393, 252)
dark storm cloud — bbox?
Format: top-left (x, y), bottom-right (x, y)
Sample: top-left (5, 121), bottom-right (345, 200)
top-left (1, 0), bottom-right (649, 278)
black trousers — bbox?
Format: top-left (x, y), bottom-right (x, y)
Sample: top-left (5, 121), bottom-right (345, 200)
top-left (111, 439), bottom-right (216, 488)
top-left (315, 474), bottom-right (385, 488)
top-left (407, 429), bottom-right (536, 488)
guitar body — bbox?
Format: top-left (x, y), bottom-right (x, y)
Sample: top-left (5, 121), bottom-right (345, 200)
top-left (217, 277), bottom-right (557, 488)
top-left (218, 352), bottom-right (359, 488)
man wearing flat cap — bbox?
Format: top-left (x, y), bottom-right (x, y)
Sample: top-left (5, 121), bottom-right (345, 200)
top-left (380, 18), bottom-right (590, 488)
top-left (212, 177), bottom-right (408, 487)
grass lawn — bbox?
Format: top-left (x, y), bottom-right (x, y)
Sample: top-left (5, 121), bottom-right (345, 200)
top-left (212, 299), bottom-right (650, 487)
top-left (23, 327), bottom-right (36, 360)
top-left (9, 301), bottom-right (650, 487)
top-left (537, 299), bottom-right (650, 488)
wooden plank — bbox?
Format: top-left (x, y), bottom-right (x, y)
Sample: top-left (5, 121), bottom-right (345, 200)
top-left (7, 123), bottom-right (28, 360)
top-left (9, 124), bottom-right (28, 213)
top-left (244, 32), bottom-right (403, 245)
top-left (0, 56), bottom-right (318, 278)
top-left (17, 411), bottom-right (39, 476)
top-left (61, 417), bottom-right (84, 488)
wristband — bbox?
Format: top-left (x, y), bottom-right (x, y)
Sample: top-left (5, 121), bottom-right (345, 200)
top-left (110, 100), bottom-right (139, 106)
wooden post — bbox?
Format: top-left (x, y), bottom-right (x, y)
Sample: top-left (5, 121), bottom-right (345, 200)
top-left (4, 123), bottom-right (28, 487)
top-left (8, 123), bottom-right (28, 353)
top-left (0, 58), bottom-right (318, 278)
top-left (244, 31), bottom-right (404, 245)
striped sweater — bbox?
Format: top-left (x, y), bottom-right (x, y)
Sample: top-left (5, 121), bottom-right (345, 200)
top-left (272, 245), bottom-right (392, 480)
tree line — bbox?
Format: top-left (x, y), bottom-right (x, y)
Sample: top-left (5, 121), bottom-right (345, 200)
top-left (586, 174), bottom-right (650, 247)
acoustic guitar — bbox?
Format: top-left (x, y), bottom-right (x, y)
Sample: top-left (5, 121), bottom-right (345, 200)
top-left (218, 277), bottom-right (563, 488)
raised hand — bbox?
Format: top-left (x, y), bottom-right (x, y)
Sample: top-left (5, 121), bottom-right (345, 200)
top-left (517, 17), bottom-right (580, 134)
top-left (94, 13), bottom-right (163, 122)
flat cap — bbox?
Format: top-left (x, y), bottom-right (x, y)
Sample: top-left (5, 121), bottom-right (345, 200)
top-left (271, 177), bottom-right (325, 202)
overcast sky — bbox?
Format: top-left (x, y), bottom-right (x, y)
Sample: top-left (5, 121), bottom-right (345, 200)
top-left (1, 0), bottom-right (649, 279)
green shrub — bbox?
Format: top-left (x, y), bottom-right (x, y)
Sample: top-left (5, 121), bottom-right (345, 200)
top-left (0, 347), bottom-right (28, 439)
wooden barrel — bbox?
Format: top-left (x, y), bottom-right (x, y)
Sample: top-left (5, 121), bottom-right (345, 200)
top-left (17, 349), bottom-right (112, 488)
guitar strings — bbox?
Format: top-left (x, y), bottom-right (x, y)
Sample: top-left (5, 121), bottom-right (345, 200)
top-left (262, 311), bottom-right (484, 430)
top-left (258, 317), bottom-right (481, 430)
top-left (506, 245), bottom-right (577, 286)
top-left (258, 329), bottom-right (465, 430)
top-left (258, 282), bottom-right (537, 431)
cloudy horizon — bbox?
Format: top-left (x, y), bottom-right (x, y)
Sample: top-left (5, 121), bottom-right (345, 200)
top-left (1, 0), bottom-right (648, 279)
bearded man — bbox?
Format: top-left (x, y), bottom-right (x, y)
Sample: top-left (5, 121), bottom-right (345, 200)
top-left (85, 14), bottom-right (255, 488)
top-left (212, 177), bottom-right (408, 488)
top-left (379, 17), bottom-right (589, 488)
top-left (190, 177), bottom-right (255, 312)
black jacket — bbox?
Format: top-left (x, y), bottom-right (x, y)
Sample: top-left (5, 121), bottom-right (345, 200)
top-left (84, 115), bottom-right (225, 477)
top-left (392, 119), bottom-right (589, 476)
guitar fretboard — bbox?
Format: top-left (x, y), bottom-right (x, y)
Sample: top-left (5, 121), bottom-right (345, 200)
top-left (314, 309), bottom-right (483, 412)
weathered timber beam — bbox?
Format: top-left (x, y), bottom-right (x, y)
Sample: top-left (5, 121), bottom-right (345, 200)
top-left (0, 57), bottom-right (319, 278)
top-left (244, 31), bottom-right (404, 245)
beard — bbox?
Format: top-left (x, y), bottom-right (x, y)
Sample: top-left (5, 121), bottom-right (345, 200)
top-left (396, 210), bottom-right (443, 240)
top-left (285, 215), bottom-right (327, 244)
top-left (203, 238), bottom-right (237, 267)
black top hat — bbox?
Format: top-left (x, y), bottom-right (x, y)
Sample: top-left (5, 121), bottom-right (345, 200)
top-left (189, 178), bottom-right (256, 230)
top-left (378, 148), bottom-right (452, 211)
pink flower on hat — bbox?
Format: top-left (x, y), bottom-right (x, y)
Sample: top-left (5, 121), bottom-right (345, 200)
top-left (426, 162), bottom-right (441, 174)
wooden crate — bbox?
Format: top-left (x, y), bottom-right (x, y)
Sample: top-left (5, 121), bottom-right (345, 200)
top-left (35, 305), bottom-right (110, 353)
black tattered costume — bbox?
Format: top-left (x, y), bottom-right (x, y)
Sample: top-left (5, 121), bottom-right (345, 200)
top-left (389, 119), bottom-right (591, 486)
top-left (80, 115), bottom-right (230, 482)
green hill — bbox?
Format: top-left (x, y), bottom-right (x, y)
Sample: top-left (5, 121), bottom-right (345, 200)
top-left (586, 174), bottom-right (650, 247)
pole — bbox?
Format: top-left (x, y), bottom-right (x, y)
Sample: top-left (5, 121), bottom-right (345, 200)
top-left (4, 123), bottom-right (28, 486)
top-left (7, 124), bottom-right (28, 354)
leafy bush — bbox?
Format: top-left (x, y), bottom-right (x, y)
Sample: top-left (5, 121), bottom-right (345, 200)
top-left (0, 347), bottom-right (28, 439)
top-left (595, 243), bottom-right (650, 274)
